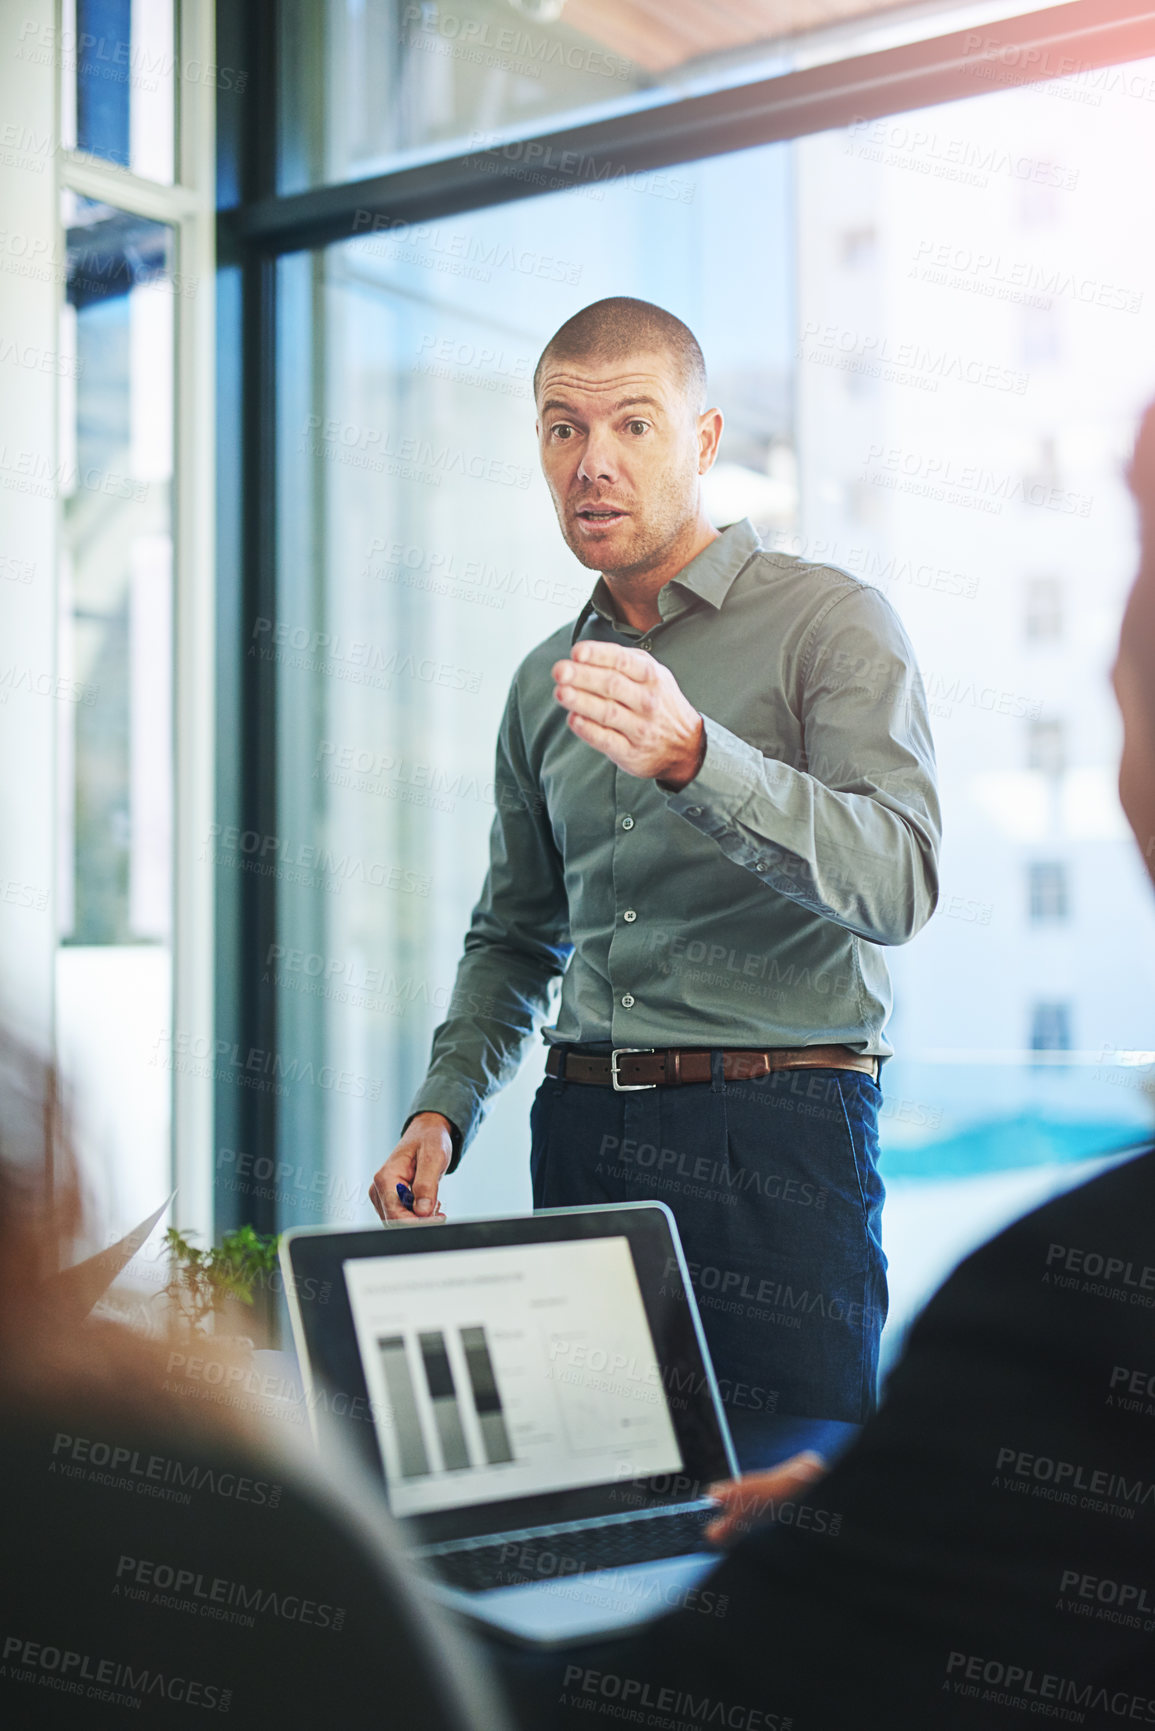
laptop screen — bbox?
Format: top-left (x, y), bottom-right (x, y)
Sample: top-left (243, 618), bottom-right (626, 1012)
top-left (344, 1236), bottom-right (684, 1519)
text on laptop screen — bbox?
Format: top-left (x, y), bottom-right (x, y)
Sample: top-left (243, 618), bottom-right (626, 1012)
top-left (343, 1236), bottom-right (684, 1519)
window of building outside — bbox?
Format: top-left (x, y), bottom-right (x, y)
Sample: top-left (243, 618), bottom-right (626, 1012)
top-left (1028, 717), bottom-right (1067, 775)
top-left (267, 50), bottom-right (1155, 1345)
top-left (1029, 861), bottom-right (1069, 921)
top-left (1031, 1000), bottom-right (1073, 1055)
top-left (1025, 576), bottom-right (1064, 641)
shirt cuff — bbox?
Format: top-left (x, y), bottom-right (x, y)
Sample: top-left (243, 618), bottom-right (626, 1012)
top-left (402, 1092), bottom-right (470, 1174)
top-left (661, 715), bottom-right (759, 835)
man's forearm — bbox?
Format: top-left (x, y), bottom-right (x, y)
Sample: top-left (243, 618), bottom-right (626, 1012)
top-left (665, 717), bottom-right (940, 946)
top-left (405, 938), bottom-right (567, 1166)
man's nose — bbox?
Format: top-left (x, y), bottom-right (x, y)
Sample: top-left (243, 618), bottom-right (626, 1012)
top-left (577, 431), bottom-right (617, 484)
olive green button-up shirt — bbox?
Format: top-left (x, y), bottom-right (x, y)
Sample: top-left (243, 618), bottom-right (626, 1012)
top-left (408, 518), bottom-right (941, 1166)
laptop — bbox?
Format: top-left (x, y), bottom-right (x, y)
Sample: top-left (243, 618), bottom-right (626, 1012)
top-left (280, 1202), bottom-right (738, 1645)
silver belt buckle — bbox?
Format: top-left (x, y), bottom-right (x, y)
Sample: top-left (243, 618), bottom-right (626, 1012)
top-left (611, 1047), bottom-right (656, 1091)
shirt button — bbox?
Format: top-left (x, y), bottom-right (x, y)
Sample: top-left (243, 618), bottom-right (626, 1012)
top-left (686, 806), bottom-right (702, 818)
top-left (621, 993), bottom-right (635, 1008)
top-left (621, 815), bottom-right (634, 830)
top-left (623, 909), bottom-right (637, 923)
top-left (754, 861), bottom-right (767, 872)
top-left (639, 639), bottom-right (653, 652)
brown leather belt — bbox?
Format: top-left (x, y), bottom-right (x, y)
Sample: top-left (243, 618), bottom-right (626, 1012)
top-left (545, 1044), bottom-right (878, 1091)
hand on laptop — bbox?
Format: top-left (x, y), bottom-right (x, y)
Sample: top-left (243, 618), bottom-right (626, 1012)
top-left (369, 1114), bottom-right (452, 1223)
top-left (703, 1449), bottom-right (829, 1547)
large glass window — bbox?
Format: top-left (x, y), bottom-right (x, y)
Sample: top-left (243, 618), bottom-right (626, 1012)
top-left (266, 52), bottom-right (1155, 1359)
top-left (56, 191), bottom-right (175, 1233)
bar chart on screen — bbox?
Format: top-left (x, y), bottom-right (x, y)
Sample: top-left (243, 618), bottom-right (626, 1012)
top-left (344, 1238), bottom-right (683, 1518)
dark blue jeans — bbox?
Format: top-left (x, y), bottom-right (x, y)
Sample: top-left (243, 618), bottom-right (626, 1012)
top-left (529, 1056), bottom-right (887, 1427)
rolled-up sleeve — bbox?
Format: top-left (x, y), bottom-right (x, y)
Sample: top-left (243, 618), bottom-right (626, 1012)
top-left (664, 583), bottom-right (941, 946)
top-left (406, 681), bottom-right (572, 1166)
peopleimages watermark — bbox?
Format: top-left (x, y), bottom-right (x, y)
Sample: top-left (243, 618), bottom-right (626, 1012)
top-left (797, 320), bottom-right (1030, 395)
top-left (558, 1666), bottom-right (792, 1728)
top-left (843, 115), bottom-right (1079, 190)
top-left (1, 878), bottom-right (48, 912)
top-left (1044, 1239), bottom-right (1155, 1306)
top-left (944, 1648), bottom-right (1155, 1720)
top-left (0, 662), bottom-right (98, 707)
top-left (1, 1635), bottom-right (231, 1715)
top-left (0, 442), bottom-right (149, 504)
top-left (763, 530), bottom-right (980, 601)
top-left (958, 30), bottom-right (1155, 107)
top-left (489, 1541), bottom-right (728, 1616)
top-left (0, 333), bottom-right (84, 377)
top-left (462, 131), bottom-right (697, 205)
top-left (299, 412), bottom-right (532, 490)
top-left (1108, 1363), bottom-right (1155, 1418)
top-left (1055, 1566), bottom-right (1155, 1631)
top-left (0, 225), bottom-right (196, 296)
top-left (249, 615), bottom-right (483, 694)
top-left (863, 443), bottom-right (1093, 517)
top-left (15, 19), bottom-right (250, 91)
top-left (399, 4), bottom-right (631, 83)
top-left (992, 1444), bottom-right (1155, 1520)
top-left (114, 1554), bottom-right (344, 1633)
top-left (150, 1026), bottom-right (385, 1102)
top-left (0, 551), bottom-right (35, 585)
top-left (545, 1335), bottom-right (776, 1418)
top-left (413, 332), bottom-right (534, 398)
top-left (314, 738), bottom-right (545, 816)
top-left (203, 822), bottom-right (428, 899)
top-left (49, 1430), bottom-right (282, 1509)
top-left (665, 1255), bottom-right (878, 1333)
top-left (365, 535), bottom-right (587, 613)
top-left (911, 239), bottom-right (1143, 314)
top-left (350, 210), bottom-right (582, 285)
top-left (262, 944), bottom-right (444, 1019)
top-left (596, 1131), bottom-right (829, 1210)
top-left (216, 1145), bottom-right (365, 1222)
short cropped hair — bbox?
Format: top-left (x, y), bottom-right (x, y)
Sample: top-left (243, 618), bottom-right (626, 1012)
top-left (534, 298), bottom-right (708, 412)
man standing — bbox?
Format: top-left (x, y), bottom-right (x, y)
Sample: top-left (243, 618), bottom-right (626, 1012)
top-left (369, 298), bottom-right (940, 1425)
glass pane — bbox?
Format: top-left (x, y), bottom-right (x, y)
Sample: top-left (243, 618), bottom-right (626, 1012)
top-left (57, 191), bottom-right (175, 1234)
top-left (276, 0), bottom-right (1061, 192)
top-left (271, 146), bottom-right (792, 1226)
top-left (791, 63), bottom-right (1155, 1352)
top-left (58, 0), bottom-right (176, 184)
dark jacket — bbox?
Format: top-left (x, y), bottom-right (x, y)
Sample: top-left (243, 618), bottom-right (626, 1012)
top-left (520, 1146), bottom-right (1155, 1729)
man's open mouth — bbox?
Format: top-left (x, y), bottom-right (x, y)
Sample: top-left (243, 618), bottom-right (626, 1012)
top-left (576, 506), bottom-right (627, 522)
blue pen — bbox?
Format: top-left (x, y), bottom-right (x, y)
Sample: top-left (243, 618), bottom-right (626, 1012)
top-left (395, 1181), bottom-right (417, 1212)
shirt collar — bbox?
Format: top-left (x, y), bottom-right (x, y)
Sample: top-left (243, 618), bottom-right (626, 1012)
top-left (570, 518), bottom-right (761, 645)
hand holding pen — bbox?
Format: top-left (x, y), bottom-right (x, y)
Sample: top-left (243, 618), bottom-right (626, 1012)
top-left (368, 1114), bottom-right (453, 1223)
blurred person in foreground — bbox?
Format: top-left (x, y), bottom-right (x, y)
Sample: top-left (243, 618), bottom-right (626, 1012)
top-left (502, 408), bottom-right (1155, 1728)
top-left (0, 1044), bottom-right (505, 1729)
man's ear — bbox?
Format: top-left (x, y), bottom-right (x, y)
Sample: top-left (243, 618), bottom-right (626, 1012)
top-left (698, 407), bottom-right (724, 474)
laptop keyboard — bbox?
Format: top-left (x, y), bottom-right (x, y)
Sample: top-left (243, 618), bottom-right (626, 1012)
top-left (425, 1504), bottom-right (718, 1593)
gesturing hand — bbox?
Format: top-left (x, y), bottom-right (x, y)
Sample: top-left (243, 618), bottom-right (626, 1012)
top-left (552, 640), bottom-right (706, 790)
